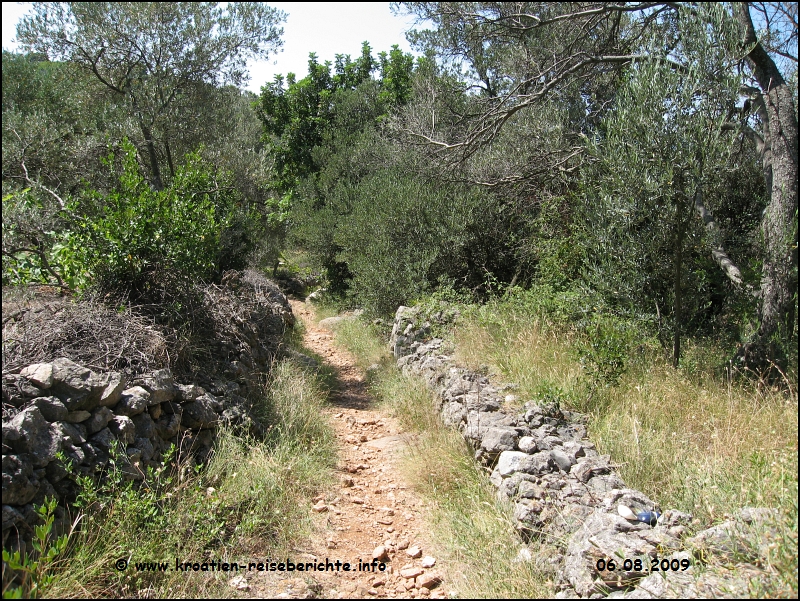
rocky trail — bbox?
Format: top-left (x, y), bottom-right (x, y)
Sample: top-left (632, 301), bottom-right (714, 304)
top-left (247, 301), bottom-right (450, 599)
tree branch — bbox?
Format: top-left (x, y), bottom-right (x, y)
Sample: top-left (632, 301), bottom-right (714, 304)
top-left (18, 158), bottom-right (66, 210)
top-left (693, 187), bottom-right (747, 289)
top-left (2, 245), bottom-right (70, 290)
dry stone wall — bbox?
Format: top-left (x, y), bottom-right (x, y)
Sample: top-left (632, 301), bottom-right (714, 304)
top-left (390, 305), bottom-right (781, 598)
top-left (2, 271), bottom-right (294, 554)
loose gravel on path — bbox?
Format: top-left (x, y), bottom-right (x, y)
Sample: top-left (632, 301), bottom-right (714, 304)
top-left (246, 301), bottom-right (450, 599)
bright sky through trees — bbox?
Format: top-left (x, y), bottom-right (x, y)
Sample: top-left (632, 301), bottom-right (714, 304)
top-left (1, 2), bottom-right (418, 92)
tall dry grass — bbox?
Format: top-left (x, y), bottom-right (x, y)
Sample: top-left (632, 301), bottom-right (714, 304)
top-left (453, 302), bottom-right (798, 596)
top-left (33, 359), bottom-right (337, 599)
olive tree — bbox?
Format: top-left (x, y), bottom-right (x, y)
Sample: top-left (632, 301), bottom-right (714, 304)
top-left (17, 2), bottom-right (286, 190)
top-left (397, 1), bottom-right (797, 368)
top-left (584, 4), bottom-right (746, 366)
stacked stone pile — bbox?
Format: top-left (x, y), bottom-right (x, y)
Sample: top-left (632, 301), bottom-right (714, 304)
top-left (390, 305), bottom-right (782, 598)
top-left (2, 360), bottom-right (265, 549)
top-left (2, 271), bottom-right (294, 553)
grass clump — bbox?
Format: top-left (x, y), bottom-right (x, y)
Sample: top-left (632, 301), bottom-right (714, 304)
top-left (14, 359), bottom-right (336, 599)
top-left (325, 316), bottom-right (391, 372)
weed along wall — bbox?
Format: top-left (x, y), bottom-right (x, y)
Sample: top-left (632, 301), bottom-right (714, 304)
top-left (1, 270), bottom-right (294, 557)
top-left (390, 305), bottom-right (784, 598)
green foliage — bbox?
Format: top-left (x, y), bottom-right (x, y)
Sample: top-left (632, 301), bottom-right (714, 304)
top-left (18, 2), bottom-right (286, 190)
top-left (333, 170), bottom-right (511, 315)
top-left (521, 193), bottom-right (587, 290)
top-left (579, 4), bottom-right (751, 353)
top-left (377, 45), bottom-right (415, 106)
top-left (65, 140), bottom-right (237, 297)
top-left (256, 42), bottom-right (415, 193)
top-left (2, 497), bottom-right (68, 599)
top-left (578, 314), bottom-right (637, 389)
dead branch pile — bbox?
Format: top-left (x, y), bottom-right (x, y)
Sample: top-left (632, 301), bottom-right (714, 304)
top-left (2, 270), bottom-right (294, 381)
top-left (2, 287), bottom-right (170, 375)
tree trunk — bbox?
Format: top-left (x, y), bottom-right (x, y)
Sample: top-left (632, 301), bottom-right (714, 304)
top-left (736, 3), bottom-right (799, 370)
top-left (164, 137), bottom-right (176, 180)
top-left (673, 180), bottom-right (690, 368)
top-left (139, 121), bottom-right (164, 191)
top-left (694, 188), bottom-right (745, 288)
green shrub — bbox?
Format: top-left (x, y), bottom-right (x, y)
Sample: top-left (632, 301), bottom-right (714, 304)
top-left (1, 186), bottom-right (71, 288)
top-left (2, 497), bottom-right (68, 599)
top-left (333, 170), bottom-right (513, 315)
top-left (65, 140), bottom-right (237, 297)
top-left (578, 313), bottom-right (636, 389)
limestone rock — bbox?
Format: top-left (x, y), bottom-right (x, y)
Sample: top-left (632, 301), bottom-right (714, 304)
top-left (108, 416), bottom-right (136, 446)
top-left (89, 427), bottom-right (117, 450)
top-left (86, 407), bottom-right (113, 435)
top-left (441, 402), bottom-right (466, 428)
top-left (2, 455), bottom-right (40, 505)
top-left (175, 383), bottom-right (204, 402)
top-left (518, 480), bottom-right (545, 499)
top-left (51, 358), bottom-right (92, 400)
top-left (134, 437), bottom-right (155, 463)
top-left (4, 407), bottom-right (62, 467)
top-left (32, 396), bottom-right (68, 423)
top-left (64, 411), bottom-right (91, 424)
top-left (20, 363), bottom-right (54, 389)
top-left (98, 372), bottom-right (126, 408)
top-left (155, 414), bottom-right (181, 439)
top-left (416, 572), bottom-right (441, 589)
top-left (400, 567), bottom-right (423, 579)
top-left (132, 412), bottom-right (156, 439)
top-left (181, 396), bottom-right (219, 429)
top-left (571, 456), bottom-right (612, 483)
top-left (481, 427), bottom-right (519, 454)
top-left (134, 369), bottom-right (177, 404)
top-left (54, 421), bottom-right (87, 446)
top-left (2, 504), bottom-right (25, 531)
top-left (116, 387), bottom-right (150, 416)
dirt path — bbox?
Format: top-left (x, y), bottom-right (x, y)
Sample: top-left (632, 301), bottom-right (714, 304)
top-left (247, 301), bottom-right (449, 599)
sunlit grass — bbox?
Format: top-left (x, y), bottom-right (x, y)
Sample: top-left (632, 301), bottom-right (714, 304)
top-left (36, 360), bottom-right (337, 598)
top-left (327, 314), bottom-right (555, 598)
top-left (451, 300), bottom-right (798, 596)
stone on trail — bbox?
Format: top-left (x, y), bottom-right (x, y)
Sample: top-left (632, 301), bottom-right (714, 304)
top-left (416, 572), bottom-right (442, 589)
top-left (229, 575), bottom-right (249, 591)
top-left (400, 567), bottom-right (423, 579)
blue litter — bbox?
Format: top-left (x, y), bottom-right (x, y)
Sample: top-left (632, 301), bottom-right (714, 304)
top-left (636, 511), bottom-right (661, 526)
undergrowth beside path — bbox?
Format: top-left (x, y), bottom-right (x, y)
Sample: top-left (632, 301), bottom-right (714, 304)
top-left (452, 297), bottom-right (799, 597)
top-left (15, 360), bottom-right (336, 599)
top-left (326, 314), bottom-right (555, 598)
top-left (325, 296), bottom-right (798, 598)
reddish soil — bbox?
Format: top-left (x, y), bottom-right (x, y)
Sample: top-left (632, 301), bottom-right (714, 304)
top-left (243, 301), bottom-right (449, 599)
